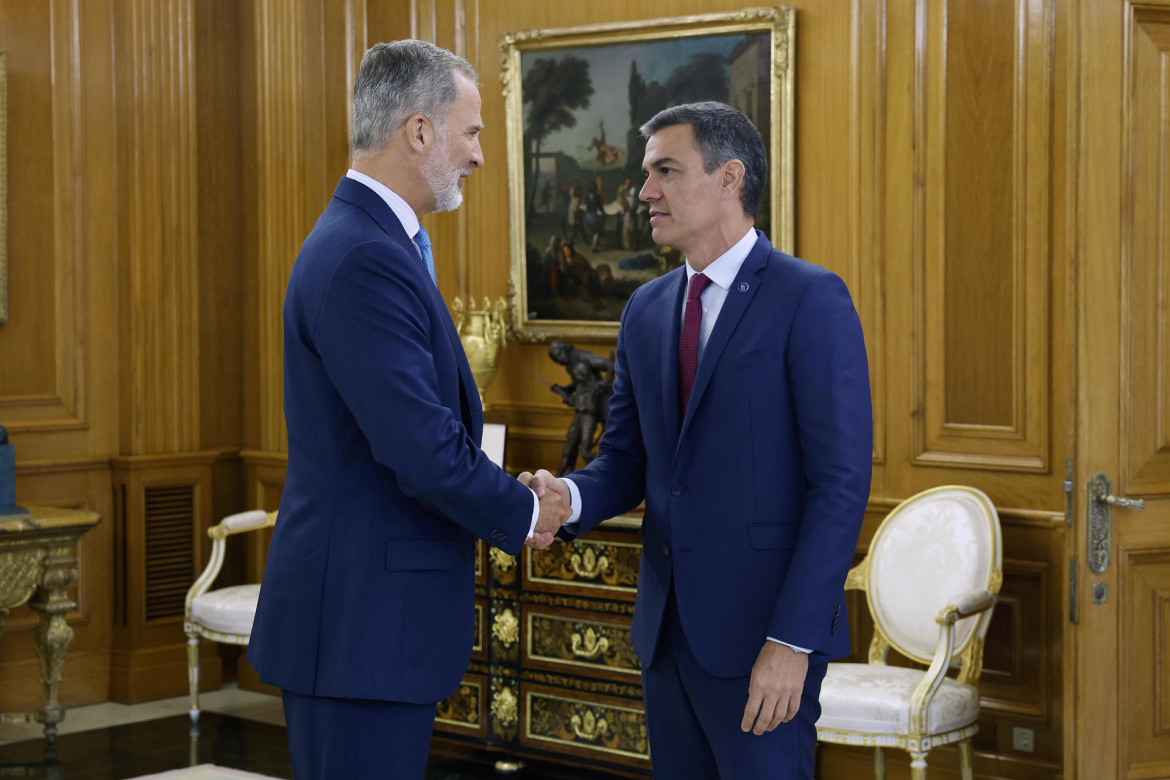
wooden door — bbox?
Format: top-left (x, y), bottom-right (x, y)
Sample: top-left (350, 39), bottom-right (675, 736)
top-left (1072, 1), bottom-right (1170, 777)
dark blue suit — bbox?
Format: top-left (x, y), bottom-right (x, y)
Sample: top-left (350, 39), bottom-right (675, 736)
top-left (249, 177), bottom-right (533, 775)
top-left (566, 232), bottom-right (872, 777)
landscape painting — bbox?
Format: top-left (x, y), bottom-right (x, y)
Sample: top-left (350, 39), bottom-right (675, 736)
top-left (501, 9), bottom-right (794, 340)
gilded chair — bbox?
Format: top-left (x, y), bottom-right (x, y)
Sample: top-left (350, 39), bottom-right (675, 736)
top-left (815, 486), bottom-right (1002, 780)
top-left (183, 509), bottom-right (276, 726)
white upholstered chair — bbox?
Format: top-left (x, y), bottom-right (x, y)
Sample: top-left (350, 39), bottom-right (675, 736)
top-left (183, 509), bottom-right (276, 725)
top-left (816, 486), bottom-right (1002, 780)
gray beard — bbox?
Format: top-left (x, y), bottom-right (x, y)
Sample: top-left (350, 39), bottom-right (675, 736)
top-left (422, 136), bottom-right (466, 213)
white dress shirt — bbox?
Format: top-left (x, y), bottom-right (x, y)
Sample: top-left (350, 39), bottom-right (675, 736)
top-left (563, 227), bottom-right (810, 654)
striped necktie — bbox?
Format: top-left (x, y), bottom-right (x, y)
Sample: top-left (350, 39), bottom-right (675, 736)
top-left (414, 225), bottom-right (437, 286)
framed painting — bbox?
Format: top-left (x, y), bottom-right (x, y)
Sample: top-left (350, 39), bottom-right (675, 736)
top-left (501, 7), bottom-right (794, 342)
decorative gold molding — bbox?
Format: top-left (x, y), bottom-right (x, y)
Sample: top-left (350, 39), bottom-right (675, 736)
top-left (491, 607), bottom-right (519, 649)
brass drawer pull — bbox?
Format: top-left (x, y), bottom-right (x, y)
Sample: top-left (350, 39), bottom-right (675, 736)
top-left (570, 627), bottom-right (610, 659)
top-left (570, 708), bottom-right (609, 741)
top-left (570, 548), bottom-right (610, 579)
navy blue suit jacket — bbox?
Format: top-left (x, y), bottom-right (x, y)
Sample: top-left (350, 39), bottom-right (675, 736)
top-left (249, 177), bottom-right (533, 704)
top-left (566, 232), bottom-right (872, 677)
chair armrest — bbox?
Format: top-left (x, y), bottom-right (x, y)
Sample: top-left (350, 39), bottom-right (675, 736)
top-left (186, 510), bottom-right (276, 619)
top-left (906, 588), bottom-right (997, 734)
top-left (935, 588), bottom-right (996, 625)
top-left (209, 510), bottom-right (276, 539)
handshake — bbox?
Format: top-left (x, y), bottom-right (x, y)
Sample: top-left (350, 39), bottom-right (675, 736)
top-left (518, 469), bottom-right (570, 550)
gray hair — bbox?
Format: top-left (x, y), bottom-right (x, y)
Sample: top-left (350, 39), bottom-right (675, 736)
top-left (352, 40), bottom-right (478, 155)
top-left (640, 101), bottom-right (767, 218)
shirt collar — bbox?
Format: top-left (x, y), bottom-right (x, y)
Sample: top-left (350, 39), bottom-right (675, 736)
top-left (684, 228), bottom-right (758, 291)
top-left (345, 169), bottom-right (420, 238)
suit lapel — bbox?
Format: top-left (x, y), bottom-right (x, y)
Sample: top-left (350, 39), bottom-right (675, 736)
top-left (334, 176), bottom-right (484, 444)
top-left (678, 231), bottom-right (771, 441)
top-left (659, 269), bottom-right (687, 446)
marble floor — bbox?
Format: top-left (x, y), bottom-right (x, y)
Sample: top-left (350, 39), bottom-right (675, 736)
top-left (0, 685), bottom-right (629, 779)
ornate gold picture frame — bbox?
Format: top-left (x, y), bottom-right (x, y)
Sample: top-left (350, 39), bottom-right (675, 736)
top-left (501, 7), bottom-right (794, 342)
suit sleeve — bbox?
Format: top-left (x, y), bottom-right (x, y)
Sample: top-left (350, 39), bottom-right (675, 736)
top-left (312, 240), bottom-right (532, 554)
top-left (768, 272), bottom-right (873, 652)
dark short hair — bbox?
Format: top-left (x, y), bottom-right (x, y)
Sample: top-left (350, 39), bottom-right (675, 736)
top-left (352, 40), bottom-right (478, 155)
top-left (640, 101), bottom-right (767, 218)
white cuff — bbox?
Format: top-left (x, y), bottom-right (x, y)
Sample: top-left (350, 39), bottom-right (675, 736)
top-left (767, 637), bottom-right (811, 654)
top-left (562, 477), bottom-right (583, 525)
top-left (526, 488), bottom-right (539, 540)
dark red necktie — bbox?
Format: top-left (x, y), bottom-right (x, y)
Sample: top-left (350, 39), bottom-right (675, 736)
top-left (679, 272), bottom-right (711, 416)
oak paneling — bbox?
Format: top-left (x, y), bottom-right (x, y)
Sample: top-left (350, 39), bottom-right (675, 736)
top-left (0, 0), bottom-right (88, 433)
top-left (115, 0), bottom-right (201, 455)
top-left (1122, 549), bottom-right (1170, 776)
top-left (0, 0), bottom-right (118, 710)
top-left (914, 0), bottom-right (1053, 473)
top-left (1124, 8), bottom-right (1170, 497)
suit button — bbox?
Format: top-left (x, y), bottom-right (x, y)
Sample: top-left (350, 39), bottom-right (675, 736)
top-left (670, 485), bottom-right (683, 496)
top-left (662, 545), bottom-right (670, 557)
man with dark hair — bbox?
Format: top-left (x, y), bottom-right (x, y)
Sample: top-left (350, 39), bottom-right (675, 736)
top-left (528, 101), bottom-right (872, 778)
top-left (248, 40), bottom-right (568, 778)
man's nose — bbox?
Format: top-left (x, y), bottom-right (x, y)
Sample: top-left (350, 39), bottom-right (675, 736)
top-left (639, 179), bottom-right (656, 201)
top-left (470, 139), bottom-right (484, 168)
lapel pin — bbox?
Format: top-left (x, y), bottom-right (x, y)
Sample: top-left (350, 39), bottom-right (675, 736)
top-left (738, 282), bottom-right (750, 292)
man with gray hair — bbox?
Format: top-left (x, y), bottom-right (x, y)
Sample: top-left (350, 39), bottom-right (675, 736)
top-left (527, 102), bottom-right (872, 777)
top-left (248, 40), bottom-right (568, 777)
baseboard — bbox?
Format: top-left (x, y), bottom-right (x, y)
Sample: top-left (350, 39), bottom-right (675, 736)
top-left (0, 650), bottom-right (112, 711)
top-left (109, 643), bottom-right (223, 704)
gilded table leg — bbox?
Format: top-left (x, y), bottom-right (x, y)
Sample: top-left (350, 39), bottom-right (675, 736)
top-left (26, 540), bottom-right (79, 742)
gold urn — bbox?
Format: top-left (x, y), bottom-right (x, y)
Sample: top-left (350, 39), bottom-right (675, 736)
top-left (453, 296), bottom-right (508, 410)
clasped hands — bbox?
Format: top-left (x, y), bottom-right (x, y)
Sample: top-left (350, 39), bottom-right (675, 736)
top-left (518, 469), bottom-right (569, 549)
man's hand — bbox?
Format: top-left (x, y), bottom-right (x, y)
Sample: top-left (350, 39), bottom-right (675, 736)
top-left (529, 469), bottom-right (571, 507)
top-left (518, 470), bottom-right (569, 549)
top-left (741, 641), bottom-right (809, 735)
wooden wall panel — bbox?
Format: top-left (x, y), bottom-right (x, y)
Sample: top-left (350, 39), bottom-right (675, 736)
top-left (0, 0), bottom-right (119, 710)
top-left (914, 0), bottom-right (1053, 472)
top-left (115, 0), bottom-right (201, 456)
top-left (1122, 550), bottom-right (1170, 774)
top-left (1124, 8), bottom-right (1170, 497)
top-left (0, 0), bottom-right (88, 433)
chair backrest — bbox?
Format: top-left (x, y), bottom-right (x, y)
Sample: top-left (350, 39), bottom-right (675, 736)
top-left (866, 485), bottom-right (1002, 666)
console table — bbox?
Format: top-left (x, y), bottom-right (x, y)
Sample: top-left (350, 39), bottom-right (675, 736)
top-left (0, 506), bottom-right (101, 742)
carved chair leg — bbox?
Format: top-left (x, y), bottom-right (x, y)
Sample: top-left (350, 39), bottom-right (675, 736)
top-left (958, 739), bottom-right (974, 780)
top-left (187, 634), bottom-right (201, 725)
top-left (874, 746), bottom-right (885, 779)
top-left (908, 749), bottom-right (928, 780)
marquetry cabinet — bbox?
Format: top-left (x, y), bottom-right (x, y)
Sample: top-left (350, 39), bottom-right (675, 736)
top-left (433, 513), bottom-right (652, 777)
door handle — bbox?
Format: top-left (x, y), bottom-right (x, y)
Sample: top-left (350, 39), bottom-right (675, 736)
top-left (1102, 493), bottom-right (1145, 511)
top-left (1087, 473), bottom-right (1144, 574)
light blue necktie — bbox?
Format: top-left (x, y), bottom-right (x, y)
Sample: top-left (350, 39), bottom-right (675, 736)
top-left (414, 225), bottom-right (437, 286)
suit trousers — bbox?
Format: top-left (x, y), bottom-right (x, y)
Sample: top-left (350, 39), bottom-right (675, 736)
top-left (641, 586), bottom-right (826, 779)
top-left (281, 689), bottom-right (437, 779)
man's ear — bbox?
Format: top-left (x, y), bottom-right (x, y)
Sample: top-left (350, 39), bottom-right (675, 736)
top-left (405, 113), bottom-right (435, 153)
top-left (721, 159), bottom-right (746, 199)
